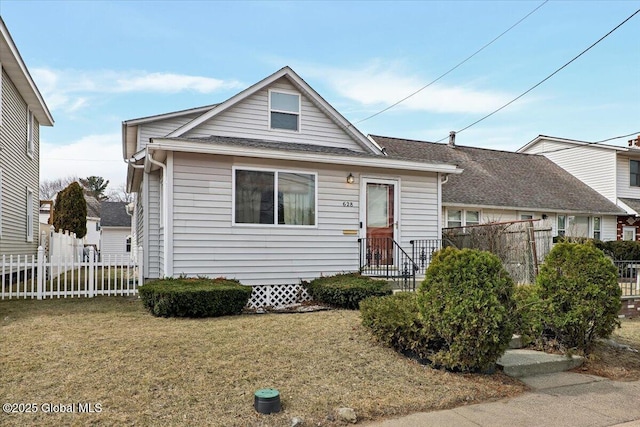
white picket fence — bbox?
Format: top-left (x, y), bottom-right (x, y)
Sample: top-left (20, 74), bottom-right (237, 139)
top-left (1, 246), bottom-right (143, 300)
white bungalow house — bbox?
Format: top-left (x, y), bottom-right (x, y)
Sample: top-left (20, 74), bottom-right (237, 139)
top-left (122, 67), bottom-right (461, 286)
top-left (0, 17), bottom-right (54, 258)
top-left (373, 135), bottom-right (625, 241)
top-left (519, 135), bottom-right (640, 241)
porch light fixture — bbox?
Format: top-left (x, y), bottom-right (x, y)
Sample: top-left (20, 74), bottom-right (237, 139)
top-left (346, 173), bottom-right (355, 184)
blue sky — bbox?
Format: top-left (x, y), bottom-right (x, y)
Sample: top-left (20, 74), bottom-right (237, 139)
top-left (1, 1), bottom-right (639, 190)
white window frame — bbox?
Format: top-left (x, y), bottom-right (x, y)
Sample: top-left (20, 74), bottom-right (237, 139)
top-left (26, 107), bottom-right (34, 158)
top-left (557, 214), bottom-right (566, 237)
top-left (593, 217), bottom-right (601, 240)
top-left (26, 187), bottom-right (34, 242)
top-left (232, 166), bottom-right (318, 228)
top-left (623, 226), bottom-right (636, 242)
top-left (446, 208), bottom-right (481, 228)
top-left (631, 159), bottom-right (640, 187)
top-left (520, 212), bottom-right (534, 220)
top-left (268, 89), bottom-right (301, 132)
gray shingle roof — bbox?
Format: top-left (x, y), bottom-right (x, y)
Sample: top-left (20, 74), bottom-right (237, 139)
top-left (619, 198), bottom-right (640, 213)
top-left (372, 135), bottom-right (625, 215)
top-left (100, 202), bottom-right (131, 227)
top-left (168, 135), bottom-right (375, 157)
top-left (85, 195), bottom-right (101, 218)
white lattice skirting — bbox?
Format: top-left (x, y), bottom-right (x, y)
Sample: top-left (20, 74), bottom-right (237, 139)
top-left (247, 284), bottom-right (311, 308)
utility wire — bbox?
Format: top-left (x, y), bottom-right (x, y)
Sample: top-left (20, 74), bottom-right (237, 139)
top-left (353, 0), bottom-right (549, 125)
top-left (533, 131), bottom-right (640, 155)
top-left (436, 7), bottom-right (640, 143)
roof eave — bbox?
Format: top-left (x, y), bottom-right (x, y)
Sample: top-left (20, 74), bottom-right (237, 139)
top-left (149, 137), bottom-right (462, 174)
top-left (0, 18), bottom-right (53, 126)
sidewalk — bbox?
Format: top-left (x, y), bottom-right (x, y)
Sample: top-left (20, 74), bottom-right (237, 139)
top-left (364, 372), bottom-right (640, 427)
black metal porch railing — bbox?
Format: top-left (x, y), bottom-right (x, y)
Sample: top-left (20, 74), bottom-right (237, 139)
top-left (613, 261), bottom-right (640, 297)
top-left (410, 239), bottom-right (442, 276)
top-left (358, 237), bottom-right (418, 291)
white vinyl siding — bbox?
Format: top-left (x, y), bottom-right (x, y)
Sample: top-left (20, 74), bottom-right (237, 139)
top-left (165, 152), bottom-right (439, 285)
top-left (523, 139), bottom-right (617, 202)
top-left (616, 155), bottom-right (640, 199)
top-left (183, 78), bottom-right (365, 152)
top-left (0, 69), bottom-right (39, 257)
top-left (147, 172), bottom-right (162, 278)
top-left (137, 113), bottom-right (202, 152)
top-left (101, 228), bottom-right (131, 258)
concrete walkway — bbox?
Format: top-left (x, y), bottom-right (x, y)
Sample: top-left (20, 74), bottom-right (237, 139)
top-left (364, 372), bottom-right (640, 427)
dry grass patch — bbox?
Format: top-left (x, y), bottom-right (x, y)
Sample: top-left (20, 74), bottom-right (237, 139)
top-left (575, 318), bottom-right (640, 380)
top-left (1, 298), bottom-right (524, 426)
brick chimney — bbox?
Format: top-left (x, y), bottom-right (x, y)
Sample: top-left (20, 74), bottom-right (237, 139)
top-left (628, 135), bottom-right (640, 147)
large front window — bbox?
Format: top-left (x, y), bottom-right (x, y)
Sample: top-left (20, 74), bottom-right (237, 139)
top-left (234, 169), bottom-right (316, 226)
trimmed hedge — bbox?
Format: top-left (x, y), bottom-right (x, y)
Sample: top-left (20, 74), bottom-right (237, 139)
top-left (360, 292), bottom-right (441, 361)
top-left (138, 278), bottom-right (252, 318)
top-left (537, 242), bottom-right (621, 352)
top-left (594, 240), bottom-right (640, 261)
top-left (304, 273), bottom-right (392, 309)
top-left (418, 247), bottom-right (515, 372)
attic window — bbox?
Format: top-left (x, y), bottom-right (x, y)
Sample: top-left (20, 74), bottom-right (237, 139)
top-left (269, 90), bottom-right (300, 131)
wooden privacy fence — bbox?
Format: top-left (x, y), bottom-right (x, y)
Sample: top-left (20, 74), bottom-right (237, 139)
top-left (1, 246), bottom-right (143, 300)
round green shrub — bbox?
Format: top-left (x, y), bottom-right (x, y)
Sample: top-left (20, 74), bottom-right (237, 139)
top-left (419, 247), bottom-right (515, 372)
top-left (138, 277), bottom-right (253, 318)
top-left (536, 242), bottom-right (621, 352)
top-left (304, 273), bottom-right (392, 309)
top-left (360, 293), bottom-right (440, 361)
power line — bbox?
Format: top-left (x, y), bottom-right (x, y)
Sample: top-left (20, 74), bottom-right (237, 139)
top-left (436, 7), bottom-right (640, 143)
top-left (533, 131), bottom-right (640, 155)
top-left (353, 0), bottom-right (549, 125)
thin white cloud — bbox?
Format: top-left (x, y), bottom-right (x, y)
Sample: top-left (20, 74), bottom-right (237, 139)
top-left (304, 63), bottom-right (514, 115)
top-left (40, 134), bottom-right (127, 189)
top-left (31, 67), bottom-right (243, 113)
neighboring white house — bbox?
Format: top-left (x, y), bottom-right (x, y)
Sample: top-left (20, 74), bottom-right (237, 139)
top-left (374, 135), bottom-right (625, 241)
top-left (518, 135), bottom-right (640, 241)
top-left (122, 66), bottom-right (461, 284)
top-left (100, 201), bottom-right (132, 259)
top-left (0, 17), bottom-right (54, 258)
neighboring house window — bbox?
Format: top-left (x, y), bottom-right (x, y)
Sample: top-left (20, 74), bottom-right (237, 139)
top-left (126, 236), bottom-right (132, 253)
top-left (631, 160), bottom-right (640, 187)
top-left (269, 90), bottom-right (300, 131)
top-left (593, 217), bottom-right (601, 240)
top-left (557, 215), bottom-right (566, 237)
top-left (446, 209), bottom-right (481, 228)
top-left (96, 221), bottom-right (100, 231)
top-left (623, 226), bottom-right (636, 241)
top-left (26, 188), bottom-right (33, 242)
top-left (446, 210), bottom-right (462, 228)
top-left (520, 213), bottom-right (534, 220)
top-left (26, 108), bottom-right (34, 158)
top-left (466, 211), bottom-right (480, 226)
top-left (568, 215), bottom-right (589, 237)
top-left (234, 168), bottom-right (316, 226)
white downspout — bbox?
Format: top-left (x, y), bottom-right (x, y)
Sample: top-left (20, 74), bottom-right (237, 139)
top-left (148, 151), bottom-right (171, 278)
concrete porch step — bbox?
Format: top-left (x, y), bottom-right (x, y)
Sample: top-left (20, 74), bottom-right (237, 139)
top-left (497, 349), bottom-right (584, 378)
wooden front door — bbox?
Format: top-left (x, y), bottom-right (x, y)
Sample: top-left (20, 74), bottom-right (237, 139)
top-left (365, 181), bottom-right (396, 265)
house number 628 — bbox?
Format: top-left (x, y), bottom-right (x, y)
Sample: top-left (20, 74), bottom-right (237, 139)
top-left (342, 201), bottom-right (354, 207)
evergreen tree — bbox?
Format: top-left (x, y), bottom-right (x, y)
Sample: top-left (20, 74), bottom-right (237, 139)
top-left (80, 176), bottom-right (109, 201)
top-left (53, 182), bottom-right (88, 238)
